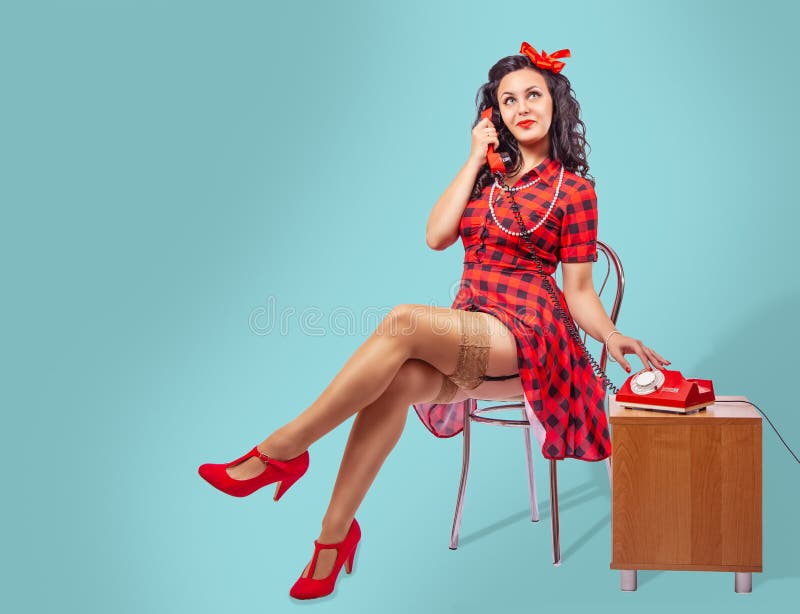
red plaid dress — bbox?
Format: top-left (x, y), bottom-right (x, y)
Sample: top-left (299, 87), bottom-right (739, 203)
top-left (413, 156), bottom-right (612, 462)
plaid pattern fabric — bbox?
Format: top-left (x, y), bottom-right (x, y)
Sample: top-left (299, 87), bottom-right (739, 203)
top-left (413, 156), bottom-right (611, 462)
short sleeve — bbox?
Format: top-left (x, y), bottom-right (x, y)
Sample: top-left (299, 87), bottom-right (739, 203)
top-left (558, 182), bottom-right (598, 263)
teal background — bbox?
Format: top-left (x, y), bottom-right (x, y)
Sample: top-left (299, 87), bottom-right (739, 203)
top-left (2, 0), bottom-right (798, 611)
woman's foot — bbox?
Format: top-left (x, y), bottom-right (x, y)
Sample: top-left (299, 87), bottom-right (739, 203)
top-left (225, 448), bottom-right (269, 480)
top-left (297, 526), bottom-right (349, 580)
top-left (198, 441), bottom-right (309, 499)
top-left (225, 440), bottom-right (303, 481)
top-left (290, 519), bottom-right (361, 600)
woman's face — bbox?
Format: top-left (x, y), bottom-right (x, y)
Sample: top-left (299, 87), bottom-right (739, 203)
top-left (496, 68), bottom-right (553, 149)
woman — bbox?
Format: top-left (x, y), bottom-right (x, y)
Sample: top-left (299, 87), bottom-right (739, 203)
top-left (198, 42), bottom-right (669, 600)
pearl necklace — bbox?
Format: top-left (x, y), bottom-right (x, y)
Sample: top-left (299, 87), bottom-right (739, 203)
top-left (488, 165), bottom-right (566, 236)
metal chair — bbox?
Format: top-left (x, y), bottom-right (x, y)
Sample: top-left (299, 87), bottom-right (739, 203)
top-left (449, 240), bottom-right (625, 565)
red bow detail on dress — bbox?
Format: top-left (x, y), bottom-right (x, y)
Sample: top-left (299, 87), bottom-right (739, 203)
top-left (519, 42), bottom-right (571, 74)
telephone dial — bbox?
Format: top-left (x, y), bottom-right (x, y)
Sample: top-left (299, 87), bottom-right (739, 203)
top-left (479, 106), bottom-right (717, 413)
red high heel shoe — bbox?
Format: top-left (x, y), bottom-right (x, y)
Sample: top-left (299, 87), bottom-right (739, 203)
top-left (197, 446), bottom-right (309, 500)
top-left (289, 518), bottom-right (361, 600)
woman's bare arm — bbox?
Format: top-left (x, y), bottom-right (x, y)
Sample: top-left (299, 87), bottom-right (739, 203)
top-left (427, 116), bottom-right (498, 251)
top-left (562, 261), bottom-right (670, 372)
top-left (426, 157), bottom-right (484, 250)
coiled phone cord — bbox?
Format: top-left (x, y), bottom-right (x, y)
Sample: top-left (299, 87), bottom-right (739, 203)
top-left (502, 174), bottom-right (799, 465)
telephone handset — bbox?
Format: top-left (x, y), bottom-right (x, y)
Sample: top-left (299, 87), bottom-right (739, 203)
top-left (480, 108), bottom-right (511, 175)
top-left (478, 105), bottom-right (716, 412)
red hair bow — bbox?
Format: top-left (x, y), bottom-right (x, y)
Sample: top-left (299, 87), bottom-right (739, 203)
top-left (519, 42), bottom-right (571, 74)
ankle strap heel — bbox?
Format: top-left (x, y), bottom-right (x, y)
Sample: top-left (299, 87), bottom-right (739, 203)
top-left (289, 519), bottom-right (361, 600)
top-left (198, 446), bottom-right (309, 499)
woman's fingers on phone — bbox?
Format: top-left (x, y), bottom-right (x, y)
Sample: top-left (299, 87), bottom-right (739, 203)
top-left (646, 347), bottom-right (667, 368)
top-left (633, 341), bottom-right (650, 372)
top-left (616, 348), bottom-right (631, 373)
top-left (654, 349), bottom-right (670, 366)
top-left (640, 345), bottom-right (669, 369)
top-left (609, 338), bottom-right (630, 372)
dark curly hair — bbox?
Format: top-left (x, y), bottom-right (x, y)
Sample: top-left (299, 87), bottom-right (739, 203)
top-left (470, 53), bottom-right (594, 201)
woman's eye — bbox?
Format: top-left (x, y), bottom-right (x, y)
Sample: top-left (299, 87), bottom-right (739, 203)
top-left (503, 91), bottom-right (540, 105)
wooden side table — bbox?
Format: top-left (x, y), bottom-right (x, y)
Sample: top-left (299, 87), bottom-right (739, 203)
top-left (609, 394), bottom-right (762, 593)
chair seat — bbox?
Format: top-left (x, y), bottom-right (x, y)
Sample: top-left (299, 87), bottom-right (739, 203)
top-left (476, 393), bottom-right (525, 402)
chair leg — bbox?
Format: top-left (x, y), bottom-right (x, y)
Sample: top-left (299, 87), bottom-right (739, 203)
top-left (450, 399), bottom-right (475, 550)
top-left (550, 459), bottom-right (561, 566)
top-left (605, 456), bottom-right (612, 489)
top-left (522, 416), bottom-right (540, 522)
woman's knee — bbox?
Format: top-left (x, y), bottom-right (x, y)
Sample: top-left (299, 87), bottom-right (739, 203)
top-left (380, 304), bottom-right (423, 338)
top-left (384, 359), bottom-right (444, 405)
top-left (384, 304), bottom-right (465, 360)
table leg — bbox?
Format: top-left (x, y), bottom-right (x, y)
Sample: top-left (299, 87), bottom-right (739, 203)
top-left (620, 570), bottom-right (637, 591)
top-left (735, 572), bottom-right (752, 594)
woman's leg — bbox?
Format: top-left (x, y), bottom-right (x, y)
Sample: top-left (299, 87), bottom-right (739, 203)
top-left (296, 309), bottom-right (522, 581)
top-left (228, 305), bottom-right (517, 479)
top-left (296, 358), bottom-right (444, 580)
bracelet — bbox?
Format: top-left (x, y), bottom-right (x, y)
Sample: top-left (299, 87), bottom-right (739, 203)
top-left (604, 329), bottom-right (621, 363)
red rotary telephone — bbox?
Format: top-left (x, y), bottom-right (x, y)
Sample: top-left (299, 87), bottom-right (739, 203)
top-left (615, 368), bottom-right (716, 413)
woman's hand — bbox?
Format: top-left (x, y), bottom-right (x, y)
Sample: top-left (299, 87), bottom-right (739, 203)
top-left (606, 333), bottom-right (670, 373)
top-left (467, 116), bottom-right (499, 166)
